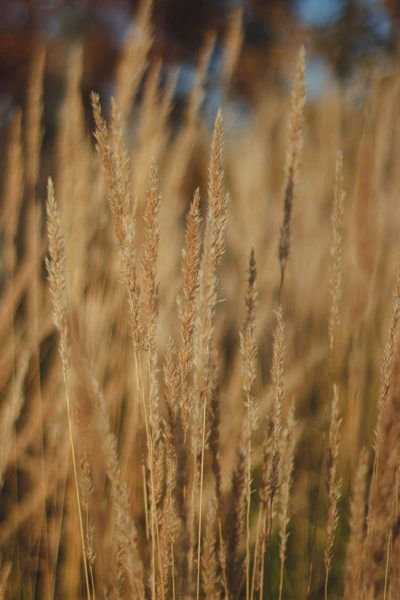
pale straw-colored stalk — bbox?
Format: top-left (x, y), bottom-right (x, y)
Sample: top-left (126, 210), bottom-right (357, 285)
top-left (240, 248), bottom-right (258, 600)
top-left (343, 449), bottom-right (369, 600)
top-left (45, 179), bottom-right (91, 599)
top-left (251, 308), bottom-right (284, 600)
top-left (178, 189), bottom-right (202, 435)
top-left (193, 110), bottom-right (229, 600)
top-left (324, 385), bottom-right (342, 600)
top-left (278, 402), bottom-right (297, 600)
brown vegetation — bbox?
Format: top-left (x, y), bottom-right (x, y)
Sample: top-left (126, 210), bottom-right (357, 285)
top-left (1, 7), bottom-right (400, 599)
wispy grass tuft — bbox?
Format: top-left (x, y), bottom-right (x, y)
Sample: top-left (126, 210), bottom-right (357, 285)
top-left (278, 46), bottom-right (306, 295)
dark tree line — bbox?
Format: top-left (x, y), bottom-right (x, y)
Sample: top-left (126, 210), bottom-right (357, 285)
top-left (0, 0), bottom-right (399, 112)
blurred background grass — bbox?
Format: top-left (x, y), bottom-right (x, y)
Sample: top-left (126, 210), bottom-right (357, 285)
top-left (1, 3), bottom-right (400, 598)
top-left (0, 0), bottom-right (399, 124)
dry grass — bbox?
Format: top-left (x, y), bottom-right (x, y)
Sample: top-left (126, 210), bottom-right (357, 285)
top-left (1, 11), bottom-right (400, 600)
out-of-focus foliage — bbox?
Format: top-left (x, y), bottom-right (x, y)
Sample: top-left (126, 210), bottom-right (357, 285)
top-left (0, 0), bottom-right (398, 119)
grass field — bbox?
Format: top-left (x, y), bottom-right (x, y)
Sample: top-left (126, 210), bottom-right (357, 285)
top-left (1, 9), bottom-right (400, 599)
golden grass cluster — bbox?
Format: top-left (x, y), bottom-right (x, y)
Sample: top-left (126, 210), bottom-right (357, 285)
top-left (1, 9), bottom-right (400, 599)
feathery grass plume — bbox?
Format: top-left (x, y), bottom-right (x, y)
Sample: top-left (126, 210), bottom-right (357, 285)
top-left (115, 0), bottom-right (153, 122)
top-left (55, 46), bottom-right (91, 303)
top-left (193, 112), bottom-right (228, 418)
top-left (251, 414), bottom-right (273, 600)
top-left (207, 358), bottom-right (230, 599)
top-left (363, 262), bottom-right (400, 596)
top-left (192, 110), bottom-right (229, 600)
top-left (270, 306), bottom-right (285, 485)
top-left (324, 385), bottom-right (342, 600)
top-left (74, 396), bottom-right (96, 590)
top-left (240, 248), bottom-right (259, 426)
top-left (202, 496), bottom-right (219, 600)
top-left (363, 366), bottom-right (400, 595)
top-left (178, 188), bottom-right (202, 435)
top-left (46, 179), bottom-right (70, 377)
top-left (83, 365), bottom-right (145, 599)
top-left (91, 93), bottom-right (143, 351)
top-left (278, 401), bottom-right (297, 600)
top-left (77, 451), bottom-right (96, 589)
top-left (374, 260), bottom-right (400, 455)
top-left (162, 339), bottom-right (180, 599)
top-left (142, 157), bottom-right (162, 359)
top-left (3, 110), bottom-right (23, 274)
top-left (142, 157), bottom-right (163, 446)
top-left (7, 23), bottom-right (400, 599)
top-left (328, 151), bottom-right (346, 360)
top-left (174, 426), bottom-right (190, 600)
top-left (343, 448), bottom-right (369, 600)
top-left (159, 499), bottom-right (177, 600)
top-left (226, 442), bottom-right (247, 596)
top-left (262, 307), bottom-right (284, 594)
top-left (252, 308), bottom-right (285, 600)
top-left (278, 46), bottom-right (306, 295)
top-left (164, 337), bottom-right (180, 421)
top-left (208, 363), bottom-right (223, 513)
top-left (45, 178), bottom-right (91, 599)
top-left (93, 95), bottom-right (163, 597)
top-left (142, 157), bottom-right (165, 599)
top-left (240, 248), bottom-right (258, 600)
